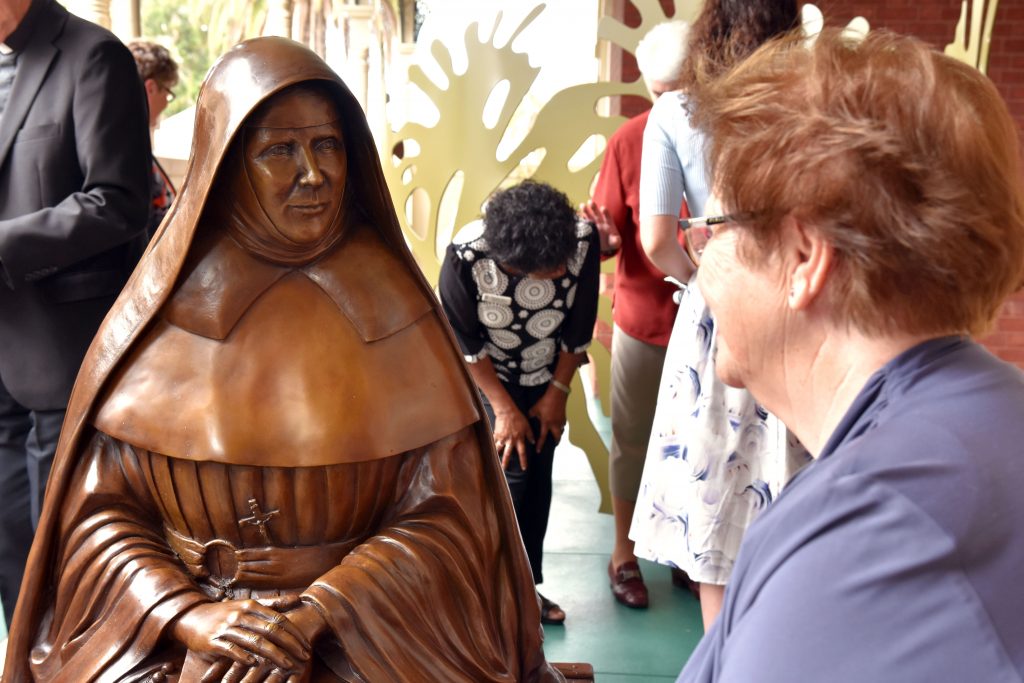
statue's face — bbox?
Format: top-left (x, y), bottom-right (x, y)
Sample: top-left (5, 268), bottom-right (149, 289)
top-left (244, 88), bottom-right (347, 244)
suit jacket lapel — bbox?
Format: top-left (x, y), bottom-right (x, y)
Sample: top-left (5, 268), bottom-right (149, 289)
top-left (0, 0), bottom-right (63, 169)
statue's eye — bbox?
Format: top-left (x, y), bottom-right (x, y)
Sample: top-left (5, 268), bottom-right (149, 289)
top-left (262, 143), bottom-right (293, 158)
top-left (315, 137), bottom-right (342, 153)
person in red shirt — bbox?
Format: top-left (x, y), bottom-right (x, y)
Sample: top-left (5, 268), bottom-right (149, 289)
top-left (583, 20), bottom-right (691, 609)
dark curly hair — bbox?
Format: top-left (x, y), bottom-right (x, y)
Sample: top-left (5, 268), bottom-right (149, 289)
top-left (128, 40), bottom-right (179, 88)
top-left (677, 0), bottom-right (799, 99)
top-left (483, 180), bottom-right (578, 273)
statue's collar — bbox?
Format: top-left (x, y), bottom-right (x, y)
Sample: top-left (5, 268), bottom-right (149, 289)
top-left (164, 223), bottom-right (432, 342)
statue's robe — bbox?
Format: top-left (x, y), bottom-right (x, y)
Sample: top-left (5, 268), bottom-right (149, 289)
top-left (25, 227), bottom-right (556, 683)
top-left (3, 36), bottom-right (562, 683)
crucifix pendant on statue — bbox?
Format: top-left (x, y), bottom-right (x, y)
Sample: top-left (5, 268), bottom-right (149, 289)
top-left (239, 497), bottom-right (279, 544)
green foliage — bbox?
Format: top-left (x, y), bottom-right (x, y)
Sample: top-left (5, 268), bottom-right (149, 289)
top-left (141, 1), bottom-right (209, 117)
top-left (142, 0), bottom-right (267, 117)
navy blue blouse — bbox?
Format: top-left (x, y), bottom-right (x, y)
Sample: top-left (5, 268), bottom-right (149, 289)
top-left (679, 336), bottom-right (1024, 682)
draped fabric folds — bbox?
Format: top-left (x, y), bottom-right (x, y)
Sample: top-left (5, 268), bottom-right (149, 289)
top-left (29, 427), bottom-right (541, 682)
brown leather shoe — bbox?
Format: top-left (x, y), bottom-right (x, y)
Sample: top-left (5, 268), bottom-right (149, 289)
top-left (608, 560), bottom-right (649, 609)
top-left (671, 567), bottom-right (701, 600)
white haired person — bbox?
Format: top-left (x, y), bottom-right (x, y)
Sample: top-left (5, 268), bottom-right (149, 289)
top-left (580, 19), bottom-right (691, 609)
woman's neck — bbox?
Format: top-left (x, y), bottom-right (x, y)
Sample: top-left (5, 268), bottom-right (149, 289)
top-left (769, 326), bottom-right (939, 456)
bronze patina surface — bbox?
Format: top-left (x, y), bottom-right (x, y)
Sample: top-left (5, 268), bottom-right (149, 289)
top-left (3, 37), bottom-right (564, 683)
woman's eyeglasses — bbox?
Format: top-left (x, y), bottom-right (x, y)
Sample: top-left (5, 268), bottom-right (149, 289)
top-left (678, 214), bottom-right (731, 265)
top-left (161, 84), bottom-right (177, 103)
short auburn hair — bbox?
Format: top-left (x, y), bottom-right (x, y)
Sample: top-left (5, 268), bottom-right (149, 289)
top-left (696, 28), bottom-right (1024, 337)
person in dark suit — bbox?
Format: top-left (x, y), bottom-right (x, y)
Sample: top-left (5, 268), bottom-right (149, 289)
top-left (0, 0), bottom-right (151, 624)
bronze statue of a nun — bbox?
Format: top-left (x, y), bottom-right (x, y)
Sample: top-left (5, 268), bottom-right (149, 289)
top-left (2, 37), bottom-right (564, 683)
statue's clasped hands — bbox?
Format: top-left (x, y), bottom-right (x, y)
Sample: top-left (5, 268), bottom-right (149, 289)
top-left (172, 594), bottom-right (325, 682)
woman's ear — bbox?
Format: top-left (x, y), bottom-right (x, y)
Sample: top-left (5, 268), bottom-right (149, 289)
top-left (784, 213), bottom-right (833, 310)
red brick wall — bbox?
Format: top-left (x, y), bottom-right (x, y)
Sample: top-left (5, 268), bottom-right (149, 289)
top-left (815, 0), bottom-right (1024, 135)
top-left (608, 0), bottom-right (1024, 367)
top-left (614, 0), bottom-right (1024, 128)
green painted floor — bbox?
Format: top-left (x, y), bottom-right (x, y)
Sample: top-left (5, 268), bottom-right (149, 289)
top-left (540, 440), bottom-right (704, 682)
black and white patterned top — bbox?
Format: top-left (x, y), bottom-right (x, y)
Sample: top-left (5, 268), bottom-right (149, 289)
top-left (439, 218), bottom-right (600, 387)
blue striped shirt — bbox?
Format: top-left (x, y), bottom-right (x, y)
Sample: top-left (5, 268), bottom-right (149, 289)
top-left (639, 90), bottom-right (711, 218)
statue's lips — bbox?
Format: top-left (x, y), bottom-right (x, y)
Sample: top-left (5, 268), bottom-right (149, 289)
top-left (289, 202), bottom-right (329, 215)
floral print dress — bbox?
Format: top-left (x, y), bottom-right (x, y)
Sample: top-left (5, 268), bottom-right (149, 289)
top-left (629, 277), bottom-right (810, 585)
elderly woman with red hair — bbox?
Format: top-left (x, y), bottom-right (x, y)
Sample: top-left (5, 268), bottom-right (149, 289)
top-left (675, 28), bottom-right (1024, 683)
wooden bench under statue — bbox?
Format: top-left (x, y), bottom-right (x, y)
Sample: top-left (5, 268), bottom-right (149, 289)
top-left (556, 662), bottom-right (597, 681)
